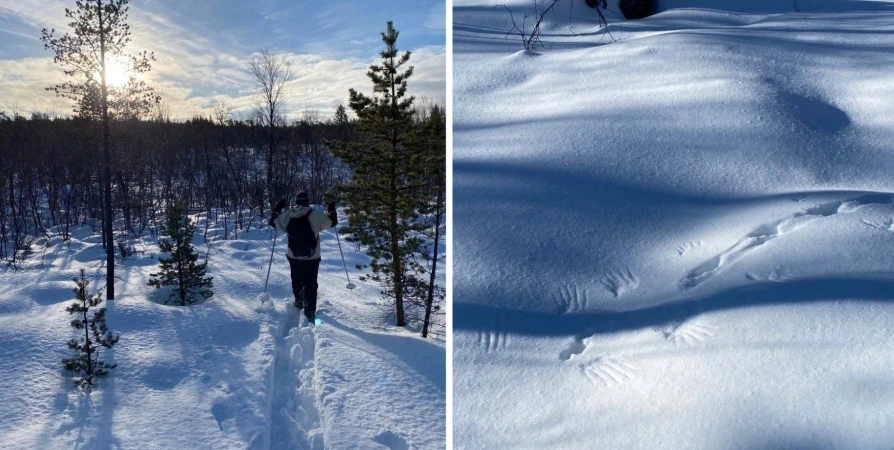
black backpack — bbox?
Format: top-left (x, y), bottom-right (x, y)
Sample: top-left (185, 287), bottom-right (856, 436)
top-left (286, 210), bottom-right (317, 258)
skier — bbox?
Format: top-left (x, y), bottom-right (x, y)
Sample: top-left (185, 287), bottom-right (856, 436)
top-left (269, 192), bottom-right (338, 324)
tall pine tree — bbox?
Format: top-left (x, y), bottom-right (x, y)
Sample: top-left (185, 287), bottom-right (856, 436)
top-left (148, 204), bottom-right (214, 306)
top-left (64, 269), bottom-right (120, 387)
top-left (41, 0), bottom-right (160, 299)
top-left (328, 22), bottom-right (427, 327)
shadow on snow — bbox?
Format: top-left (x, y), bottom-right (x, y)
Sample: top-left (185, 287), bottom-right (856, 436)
top-left (454, 275), bottom-right (894, 338)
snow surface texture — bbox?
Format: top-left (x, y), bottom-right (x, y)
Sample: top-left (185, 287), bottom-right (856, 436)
top-left (454, 0), bottom-right (894, 448)
top-left (0, 212), bottom-right (444, 449)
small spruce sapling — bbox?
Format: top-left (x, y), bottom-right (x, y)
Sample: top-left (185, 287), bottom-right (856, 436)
top-left (148, 204), bottom-right (214, 305)
top-left (63, 269), bottom-right (119, 387)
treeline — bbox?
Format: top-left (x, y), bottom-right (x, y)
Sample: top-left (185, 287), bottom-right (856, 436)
top-left (2, 8), bottom-right (446, 337)
top-left (0, 108), bottom-right (358, 263)
top-left (0, 102), bottom-right (447, 335)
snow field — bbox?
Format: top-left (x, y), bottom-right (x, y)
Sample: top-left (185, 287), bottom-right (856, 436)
top-left (454, 0), bottom-right (894, 448)
top-left (0, 209), bottom-right (445, 449)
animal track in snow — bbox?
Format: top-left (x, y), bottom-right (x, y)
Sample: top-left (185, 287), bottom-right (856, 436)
top-left (655, 319), bottom-right (716, 347)
top-left (676, 241), bottom-right (703, 256)
top-left (600, 267), bottom-right (639, 298)
top-left (559, 338), bottom-right (587, 361)
top-left (745, 265), bottom-right (793, 283)
top-left (679, 194), bottom-right (894, 290)
top-left (579, 356), bottom-right (637, 387)
top-left (373, 430), bottom-right (409, 450)
top-left (861, 218), bottom-right (894, 232)
top-left (210, 400), bottom-right (235, 431)
top-left (478, 314), bottom-right (509, 353)
top-left (556, 284), bottom-right (589, 314)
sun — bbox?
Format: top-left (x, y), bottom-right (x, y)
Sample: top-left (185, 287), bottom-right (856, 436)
top-left (100, 58), bottom-right (131, 87)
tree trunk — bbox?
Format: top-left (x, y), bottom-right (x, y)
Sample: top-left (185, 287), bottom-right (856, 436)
top-left (83, 306), bottom-right (93, 382)
top-left (99, 0), bottom-right (115, 300)
top-left (422, 187), bottom-right (443, 338)
top-left (390, 159), bottom-right (405, 327)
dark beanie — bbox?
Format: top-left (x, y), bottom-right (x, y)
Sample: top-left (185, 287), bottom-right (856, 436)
top-left (295, 191), bottom-right (310, 206)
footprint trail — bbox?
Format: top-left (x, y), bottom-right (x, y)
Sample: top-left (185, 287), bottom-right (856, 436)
top-left (680, 194), bottom-right (894, 290)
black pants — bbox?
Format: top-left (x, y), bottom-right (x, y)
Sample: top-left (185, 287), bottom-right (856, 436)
top-left (287, 257), bottom-right (321, 318)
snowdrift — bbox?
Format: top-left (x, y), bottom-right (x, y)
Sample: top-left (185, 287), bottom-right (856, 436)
top-left (0, 215), bottom-right (445, 449)
top-left (454, 0), bottom-right (894, 448)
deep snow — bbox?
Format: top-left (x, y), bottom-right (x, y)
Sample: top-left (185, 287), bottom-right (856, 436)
top-left (453, 0), bottom-right (894, 448)
top-left (0, 211), bottom-right (445, 449)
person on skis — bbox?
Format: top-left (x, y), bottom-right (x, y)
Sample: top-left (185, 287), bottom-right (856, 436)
top-left (269, 191), bottom-right (337, 323)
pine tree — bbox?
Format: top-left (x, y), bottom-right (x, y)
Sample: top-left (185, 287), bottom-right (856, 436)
top-left (148, 204), bottom-right (214, 306)
top-left (334, 104), bottom-right (349, 126)
top-left (327, 22), bottom-right (427, 327)
top-left (64, 269), bottom-right (119, 387)
top-left (41, 0), bottom-right (160, 300)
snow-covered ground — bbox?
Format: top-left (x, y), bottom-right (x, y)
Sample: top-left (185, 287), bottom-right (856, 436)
top-left (0, 212), bottom-right (445, 449)
top-left (453, 0), bottom-right (894, 448)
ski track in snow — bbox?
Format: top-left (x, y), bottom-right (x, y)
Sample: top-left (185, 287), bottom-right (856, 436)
top-left (268, 307), bottom-right (322, 450)
top-left (680, 194), bottom-right (894, 290)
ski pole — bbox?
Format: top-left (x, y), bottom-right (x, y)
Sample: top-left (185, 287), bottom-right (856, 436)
top-left (335, 229), bottom-right (356, 290)
top-left (263, 230), bottom-right (278, 293)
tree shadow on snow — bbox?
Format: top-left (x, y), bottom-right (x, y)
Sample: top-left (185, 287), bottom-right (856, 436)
top-left (318, 315), bottom-right (446, 392)
top-left (34, 378), bottom-right (123, 450)
top-left (454, 158), bottom-right (894, 307)
top-left (654, 0), bottom-right (894, 14)
top-left (454, 275), bottom-right (894, 339)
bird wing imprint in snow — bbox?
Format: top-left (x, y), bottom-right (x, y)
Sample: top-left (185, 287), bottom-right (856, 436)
top-left (861, 218), bottom-right (894, 232)
top-left (745, 265), bottom-right (794, 283)
top-left (556, 284), bottom-right (590, 314)
top-left (600, 267), bottom-right (640, 298)
top-left (478, 314), bottom-right (509, 353)
top-left (579, 356), bottom-right (637, 388)
top-left (679, 194), bottom-right (894, 290)
top-left (676, 241), bottom-right (703, 256)
top-left (653, 318), bottom-right (716, 347)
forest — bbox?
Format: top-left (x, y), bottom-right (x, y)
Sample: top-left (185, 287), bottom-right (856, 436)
top-left (0, 99), bottom-right (446, 330)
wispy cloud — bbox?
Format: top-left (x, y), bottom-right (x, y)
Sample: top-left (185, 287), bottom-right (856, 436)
top-left (0, 0), bottom-right (446, 120)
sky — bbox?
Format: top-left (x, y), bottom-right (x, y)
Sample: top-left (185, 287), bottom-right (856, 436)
top-left (0, 0), bottom-right (446, 121)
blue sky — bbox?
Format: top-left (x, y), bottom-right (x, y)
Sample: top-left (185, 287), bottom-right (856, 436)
top-left (0, 0), bottom-right (446, 119)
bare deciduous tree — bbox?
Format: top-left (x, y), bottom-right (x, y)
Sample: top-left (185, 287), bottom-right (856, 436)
top-left (211, 100), bottom-right (233, 125)
top-left (247, 49), bottom-right (295, 208)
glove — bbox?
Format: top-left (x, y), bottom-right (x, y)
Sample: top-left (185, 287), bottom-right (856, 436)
top-left (273, 199), bottom-right (288, 214)
top-left (327, 204), bottom-right (338, 228)
top-left (268, 212), bottom-right (279, 228)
